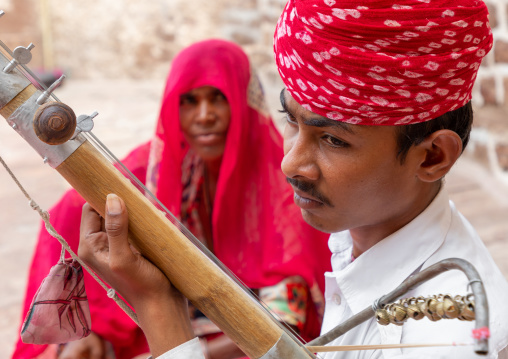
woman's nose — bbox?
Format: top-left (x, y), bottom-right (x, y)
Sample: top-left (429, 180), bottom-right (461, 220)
top-left (196, 100), bottom-right (214, 122)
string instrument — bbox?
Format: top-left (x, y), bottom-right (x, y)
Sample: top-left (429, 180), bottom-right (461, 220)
top-left (0, 11), bottom-right (490, 357)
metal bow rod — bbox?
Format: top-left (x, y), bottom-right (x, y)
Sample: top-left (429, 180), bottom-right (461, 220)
top-left (307, 258), bottom-right (489, 355)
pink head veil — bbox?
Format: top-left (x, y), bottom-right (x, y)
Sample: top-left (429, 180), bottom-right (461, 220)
top-left (146, 39), bottom-right (330, 303)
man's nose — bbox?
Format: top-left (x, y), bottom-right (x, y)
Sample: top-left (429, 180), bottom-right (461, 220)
top-left (281, 134), bottom-right (320, 181)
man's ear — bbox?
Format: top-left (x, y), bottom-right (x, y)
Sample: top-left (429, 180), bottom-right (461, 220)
top-left (415, 129), bottom-right (462, 182)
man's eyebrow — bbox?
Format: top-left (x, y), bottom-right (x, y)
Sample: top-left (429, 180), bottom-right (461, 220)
top-left (279, 88), bottom-right (288, 112)
top-left (280, 88), bottom-right (355, 134)
top-left (303, 117), bottom-right (355, 134)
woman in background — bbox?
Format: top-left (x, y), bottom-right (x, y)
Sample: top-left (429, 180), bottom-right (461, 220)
top-left (13, 39), bottom-right (331, 359)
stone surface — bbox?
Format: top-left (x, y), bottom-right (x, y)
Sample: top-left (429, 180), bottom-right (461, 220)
top-left (0, 0), bottom-right (285, 81)
top-left (480, 77), bottom-right (497, 105)
top-left (494, 39), bottom-right (508, 63)
top-left (486, 2), bottom-right (498, 29)
top-left (496, 143), bottom-right (508, 171)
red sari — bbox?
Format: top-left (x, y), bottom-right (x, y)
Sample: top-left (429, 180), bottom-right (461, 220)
top-left (12, 39), bottom-right (331, 359)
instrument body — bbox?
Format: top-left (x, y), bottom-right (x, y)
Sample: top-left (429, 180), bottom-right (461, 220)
top-left (0, 48), bottom-right (314, 358)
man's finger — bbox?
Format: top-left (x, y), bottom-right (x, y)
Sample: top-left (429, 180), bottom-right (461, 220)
top-left (88, 344), bottom-right (105, 359)
top-left (57, 341), bottom-right (85, 359)
top-left (105, 194), bottom-right (133, 265)
top-left (80, 203), bottom-right (102, 238)
top-left (79, 203), bottom-right (108, 269)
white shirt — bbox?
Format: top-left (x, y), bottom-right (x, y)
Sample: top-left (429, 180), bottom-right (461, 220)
top-left (321, 187), bottom-right (508, 358)
top-left (155, 337), bottom-right (204, 359)
top-left (157, 187), bottom-right (508, 359)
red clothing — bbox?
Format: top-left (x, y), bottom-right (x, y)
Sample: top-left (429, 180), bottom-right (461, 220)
top-left (12, 144), bottom-right (151, 359)
top-left (13, 39), bottom-right (331, 359)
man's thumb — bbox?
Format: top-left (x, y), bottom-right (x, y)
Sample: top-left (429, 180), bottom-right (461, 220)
top-left (105, 194), bottom-right (131, 260)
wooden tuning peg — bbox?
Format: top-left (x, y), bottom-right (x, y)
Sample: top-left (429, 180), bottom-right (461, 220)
top-left (33, 102), bottom-right (77, 145)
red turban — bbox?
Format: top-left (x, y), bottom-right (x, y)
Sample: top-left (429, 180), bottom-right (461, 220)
top-left (274, 0), bottom-right (493, 125)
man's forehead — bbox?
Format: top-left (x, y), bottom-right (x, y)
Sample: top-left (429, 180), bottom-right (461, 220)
top-left (281, 88), bottom-right (355, 132)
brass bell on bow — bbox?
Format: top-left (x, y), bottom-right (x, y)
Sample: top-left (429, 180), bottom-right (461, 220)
top-left (375, 293), bottom-right (476, 327)
top-left (457, 294), bottom-right (476, 321)
top-left (406, 297), bottom-right (425, 320)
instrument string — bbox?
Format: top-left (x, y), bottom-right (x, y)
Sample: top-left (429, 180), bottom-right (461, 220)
top-left (0, 137), bottom-right (309, 353)
top-left (85, 132), bottom-right (311, 350)
top-left (307, 342), bottom-right (473, 353)
top-left (0, 39), bottom-right (58, 95)
top-left (0, 38), bottom-right (309, 348)
top-left (0, 38), bottom-right (308, 351)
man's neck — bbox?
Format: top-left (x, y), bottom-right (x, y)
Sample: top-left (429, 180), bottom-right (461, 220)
top-left (350, 182), bottom-right (442, 258)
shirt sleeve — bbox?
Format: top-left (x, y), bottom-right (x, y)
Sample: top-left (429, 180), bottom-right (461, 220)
top-left (155, 338), bottom-right (205, 359)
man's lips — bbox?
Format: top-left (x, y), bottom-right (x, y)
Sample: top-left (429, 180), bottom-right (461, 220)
top-left (293, 188), bottom-right (324, 209)
top-left (286, 177), bottom-right (333, 207)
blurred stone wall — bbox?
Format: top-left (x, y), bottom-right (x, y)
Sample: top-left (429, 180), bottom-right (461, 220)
top-left (2, 0), bottom-right (505, 104)
top-left (0, 0), bottom-right (285, 80)
top-left (1, 0), bottom-right (508, 176)
top-left (469, 1), bottom-right (508, 183)
top-left (476, 1), bottom-right (508, 105)
top-left (1, 0), bottom-right (507, 101)
top-left (0, 0), bottom-right (43, 67)
top-left (0, 0), bottom-right (287, 116)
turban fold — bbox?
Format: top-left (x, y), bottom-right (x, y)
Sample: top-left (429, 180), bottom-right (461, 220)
top-left (274, 0), bottom-right (493, 125)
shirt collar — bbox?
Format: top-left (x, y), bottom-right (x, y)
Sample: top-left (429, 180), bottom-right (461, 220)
top-left (328, 186), bottom-right (452, 314)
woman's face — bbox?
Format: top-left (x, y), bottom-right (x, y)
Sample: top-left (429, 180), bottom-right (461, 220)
top-left (179, 86), bottom-right (231, 162)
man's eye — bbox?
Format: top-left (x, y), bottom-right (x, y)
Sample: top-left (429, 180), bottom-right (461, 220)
top-left (323, 135), bottom-right (349, 148)
top-left (284, 112), bottom-right (297, 125)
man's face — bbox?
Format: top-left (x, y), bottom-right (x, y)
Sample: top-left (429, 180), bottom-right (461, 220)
top-left (179, 86), bottom-right (231, 162)
top-left (281, 89), bottom-right (422, 236)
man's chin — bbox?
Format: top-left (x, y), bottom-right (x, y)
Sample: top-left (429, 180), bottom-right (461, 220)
top-left (301, 209), bottom-right (339, 234)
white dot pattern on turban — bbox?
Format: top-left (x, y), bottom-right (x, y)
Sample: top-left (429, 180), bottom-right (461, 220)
top-left (274, 0), bottom-right (493, 125)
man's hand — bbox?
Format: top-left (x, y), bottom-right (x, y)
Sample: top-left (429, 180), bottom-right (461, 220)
top-left (57, 332), bottom-right (104, 359)
top-left (78, 194), bottom-right (195, 357)
top-left (78, 193), bottom-right (172, 308)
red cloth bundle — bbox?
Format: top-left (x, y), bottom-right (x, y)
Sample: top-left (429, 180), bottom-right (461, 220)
top-left (21, 258), bottom-right (91, 345)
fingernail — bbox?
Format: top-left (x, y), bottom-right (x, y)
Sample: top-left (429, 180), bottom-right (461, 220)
top-left (106, 194), bottom-right (122, 214)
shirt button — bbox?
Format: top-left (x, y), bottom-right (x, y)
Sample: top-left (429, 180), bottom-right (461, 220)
top-left (332, 294), bottom-right (342, 305)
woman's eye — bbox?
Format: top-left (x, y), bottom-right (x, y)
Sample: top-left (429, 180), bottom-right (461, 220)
top-left (212, 92), bottom-right (227, 103)
top-left (323, 135), bottom-right (349, 148)
top-left (180, 96), bottom-right (196, 105)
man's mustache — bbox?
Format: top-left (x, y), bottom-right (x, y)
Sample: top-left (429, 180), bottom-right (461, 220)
top-left (286, 177), bottom-right (333, 207)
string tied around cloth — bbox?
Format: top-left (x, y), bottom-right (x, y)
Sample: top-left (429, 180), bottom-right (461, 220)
top-left (0, 154), bottom-right (138, 326)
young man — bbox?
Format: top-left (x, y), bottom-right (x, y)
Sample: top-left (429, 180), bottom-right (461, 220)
top-left (78, 0), bottom-right (508, 358)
